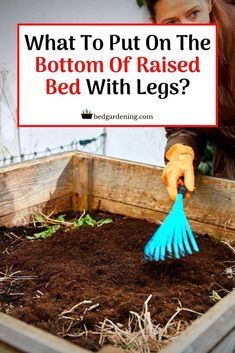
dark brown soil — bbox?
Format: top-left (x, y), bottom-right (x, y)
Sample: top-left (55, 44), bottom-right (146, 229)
top-left (0, 212), bottom-right (234, 352)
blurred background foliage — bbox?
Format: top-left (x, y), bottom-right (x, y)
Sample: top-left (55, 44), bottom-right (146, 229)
top-left (198, 143), bottom-right (214, 176)
top-left (136, 0), bottom-right (144, 7)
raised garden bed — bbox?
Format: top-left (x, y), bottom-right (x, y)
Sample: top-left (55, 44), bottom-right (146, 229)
top-left (0, 152), bottom-right (234, 353)
top-left (0, 212), bottom-right (235, 352)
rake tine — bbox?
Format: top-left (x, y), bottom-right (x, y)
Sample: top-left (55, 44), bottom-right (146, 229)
top-left (153, 245), bottom-right (161, 262)
top-left (144, 249), bottom-right (154, 261)
top-left (151, 224), bottom-right (166, 261)
top-left (173, 226), bottom-right (184, 259)
top-left (185, 220), bottom-right (199, 252)
top-left (182, 226), bottom-right (193, 255)
top-left (173, 229), bottom-right (180, 259)
top-left (166, 226), bottom-right (174, 259)
top-left (159, 237), bottom-right (167, 261)
top-left (159, 223), bottom-right (169, 261)
top-left (154, 232), bottom-right (166, 261)
top-left (160, 223), bottom-right (172, 260)
top-left (145, 230), bottom-right (160, 261)
top-left (144, 230), bottom-right (156, 260)
top-left (144, 244), bottom-right (153, 261)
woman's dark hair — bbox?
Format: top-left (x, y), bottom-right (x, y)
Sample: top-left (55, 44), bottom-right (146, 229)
top-left (145, 0), bottom-right (235, 96)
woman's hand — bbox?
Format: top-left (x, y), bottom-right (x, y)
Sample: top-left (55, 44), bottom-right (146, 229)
top-left (162, 143), bottom-right (195, 201)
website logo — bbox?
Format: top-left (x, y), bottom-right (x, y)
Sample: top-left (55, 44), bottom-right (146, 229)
top-left (81, 109), bottom-right (93, 119)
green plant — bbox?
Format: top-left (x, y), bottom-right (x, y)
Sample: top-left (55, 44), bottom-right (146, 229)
top-left (209, 290), bottom-right (221, 303)
top-left (26, 214), bottom-right (65, 240)
top-left (198, 143), bottom-right (214, 176)
top-left (73, 214), bottom-right (112, 228)
top-left (26, 212), bottom-right (113, 240)
top-left (136, 0), bottom-right (144, 7)
top-left (26, 225), bottom-right (60, 240)
top-left (120, 343), bottom-right (134, 351)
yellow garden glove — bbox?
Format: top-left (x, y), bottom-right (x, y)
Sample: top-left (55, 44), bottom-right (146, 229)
top-left (162, 143), bottom-right (195, 201)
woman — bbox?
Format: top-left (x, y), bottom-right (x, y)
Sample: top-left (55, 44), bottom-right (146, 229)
top-left (145, 0), bottom-right (235, 200)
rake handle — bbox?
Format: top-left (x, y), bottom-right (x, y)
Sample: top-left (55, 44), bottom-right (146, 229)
top-left (178, 185), bottom-right (187, 197)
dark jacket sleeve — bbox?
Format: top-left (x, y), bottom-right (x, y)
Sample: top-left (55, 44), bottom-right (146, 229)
top-left (165, 128), bottom-right (208, 169)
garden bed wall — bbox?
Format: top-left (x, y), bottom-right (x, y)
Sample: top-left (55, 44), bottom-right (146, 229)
top-left (0, 151), bottom-right (234, 240)
top-left (89, 154), bottom-right (235, 240)
top-left (0, 152), bottom-right (74, 227)
top-left (161, 288), bottom-right (235, 353)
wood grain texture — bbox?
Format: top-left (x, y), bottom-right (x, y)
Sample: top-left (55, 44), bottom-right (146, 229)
top-left (210, 327), bottom-right (235, 353)
top-left (72, 155), bottom-right (93, 212)
top-left (91, 197), bottom-right (235, 241)
top-left (0, 341), bottom-right (23, 353)
top-left (0, 313), bottom-right (91, 353)
top-left (0, 194), bottom-right (72, 228)
top-left (0, 151), bottom-right (234, 238)
top-left (90, 155), bottom-right (235, 239)
top-left (99, 346), bottom-right (123, 353)
top-left (161, 290), bottom-right (235, 353)
top-left (0, 153), bottom-right (74, 227)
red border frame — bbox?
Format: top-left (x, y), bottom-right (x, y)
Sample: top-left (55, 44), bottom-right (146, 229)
top-left (17, 23), bottom-right (218, 128)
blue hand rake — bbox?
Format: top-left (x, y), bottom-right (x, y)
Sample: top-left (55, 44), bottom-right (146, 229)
top-left (144, 186), bottom-right (199, 262)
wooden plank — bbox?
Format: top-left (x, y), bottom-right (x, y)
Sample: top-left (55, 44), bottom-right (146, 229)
top-left (99, 346), bottom-right (124, 353)
top-left (0, 151), bottom-right (234, 237)
top-left (91, 197), bottom-right (235, 241)
top-left (0, 194), bottom-right (72, 228)
top-left (0, 341), bottom-right (23, 353)
top-left (161, 290), bottom-right (235, 353)
top-left (89, 155), bottom-right (235, 238)
top-left (72, 155), bottom-right (93, 212)
top-left (210, 327), bottom-right (235, 353)
top-left (0, 153), bottom-right (73, 227)
top-left (185, 175), bottom-right (235, 233)
top-left (0, 313), bottom-right (91, 353)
